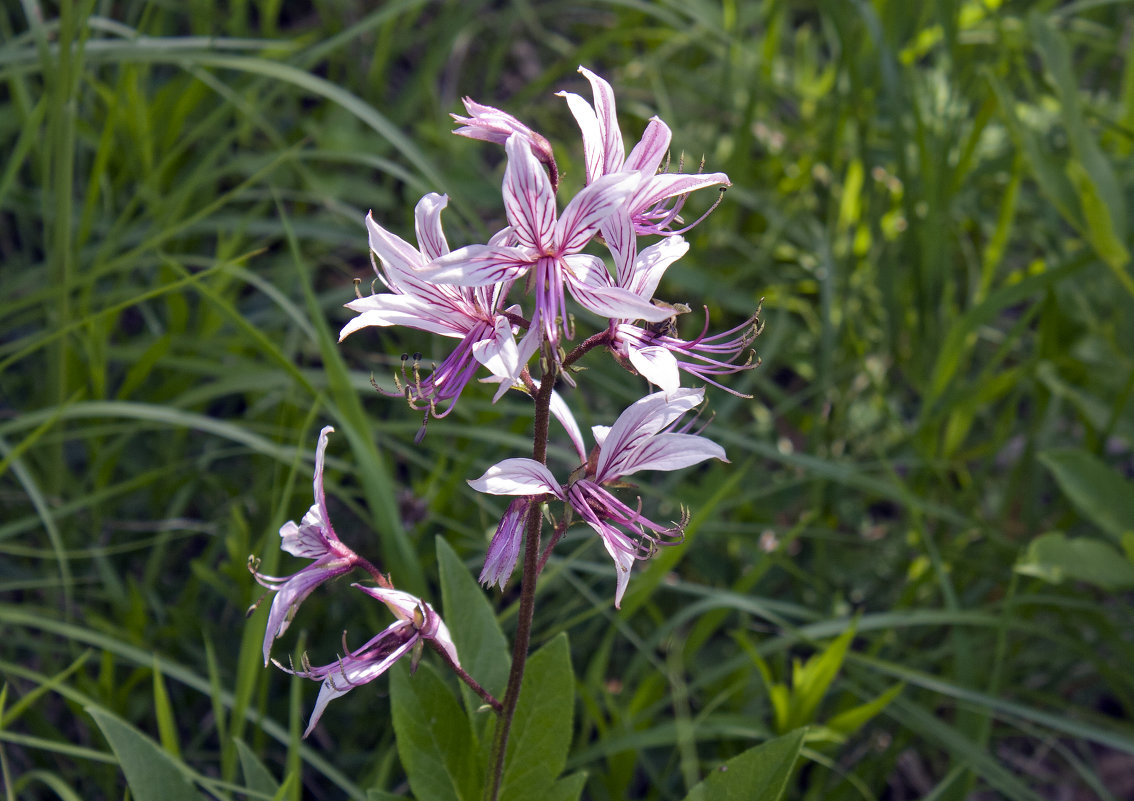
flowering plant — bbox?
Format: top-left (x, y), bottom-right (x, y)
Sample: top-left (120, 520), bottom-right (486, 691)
top-left (250, 66), bottom-right (760, 800)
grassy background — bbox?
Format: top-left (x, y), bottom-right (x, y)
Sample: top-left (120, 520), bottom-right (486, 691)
top-left (3, 0), bottom-right (1134, 798)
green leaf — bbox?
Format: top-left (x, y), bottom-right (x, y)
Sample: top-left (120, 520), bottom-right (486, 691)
top-left (1016, 531), bottom-right (1134, 591)
top-left (151, 658), bottom-right (180, 759)
top-left (499, 633), bottom-right (574, 801)
top-left (788, 624), bottom-right (855, 730)
top-left (234, 738), bottom-right (280, 796)
top-left (1039, 449), bottom-right (1134, 542)
top-left (390, 661), bottom-right (480, 801)
top-left (544, 772), bottom-right (587, 801)
top-left (680, 728), bottom-right (807, 801)
top-left (436, 537), bottom-right (510, 708)
top-left (86, 706), bottom-right (204, 801)
top-left (826, 682), bottom-right (905, 737)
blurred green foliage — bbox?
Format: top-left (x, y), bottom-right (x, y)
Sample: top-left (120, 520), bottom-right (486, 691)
top-left (2, 1), bottom-right (1134, 799)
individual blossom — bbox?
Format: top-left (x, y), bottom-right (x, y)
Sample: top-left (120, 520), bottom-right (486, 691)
top-left (423, 134), bottom-right (673, 361)
top-left (558, 66), bottom-right (731, 237)
top-left (249, 426), bottom-right (361, 666)
top-left (340, 193), bottom-right (524, 435)
top-left (575, 211), bottom-right (761, 395)
top-left (280, 586), bottom-right (458, 738)
top-left (451, 96), bottom-right (559, 190)
top-left (468, 388), bottom-right (726, 607)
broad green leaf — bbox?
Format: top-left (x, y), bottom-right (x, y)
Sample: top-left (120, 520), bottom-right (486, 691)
top-left (86, 706), bottom-right (203, 801)
top-left (390, 661), bottom-right (480, 801)
top-left (1039, 449), bottom-right (1134, 542)
top-left (544, 772), bottom-right (587, 801)
top-left (680, 728), bottom-right (806, 801)
top-left (436, 537), bottom-right (510, 706)
top-left (499, 634), bottom-right (574, 801)
top-left (1016, 531), bottom-right (1134, 591)
top-left (234, 738), bottom-right (279, 796)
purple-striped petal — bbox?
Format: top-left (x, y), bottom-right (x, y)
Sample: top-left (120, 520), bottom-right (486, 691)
top-left (421, 243), bottom-right (533, 287)
top-left (595, 389), bottom-right (704, 481)
top-left (340, 295), bottom-right (467, 340)
top-left (631, 171), bottom-right (731, 214)
top-left (555, 171), bottom-right (639, 254)
top-left (503, 133), bottom-right (556, 251)
top-left (627, 344), bottom-right (680, 394)
top-left (479, 498), bottom-right (528, 589)
top-left (624, 236), bottom-right (689, 299)
top-left (578, 66), bottom-right (625, 176)
top-left (414, 193), bottom-right (451, 262)
top-left (615, 431), bottom-right (727, 477)
top-left (624, 117), bottom-right (672, 174)
top-left (557, 89), bottom-right (605, 184)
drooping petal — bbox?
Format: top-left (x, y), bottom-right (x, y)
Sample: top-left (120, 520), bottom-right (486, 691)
top-left (354, 585), bottom-right (460, 667)
top-left (503, 133), bottom-right (556, 251)
top-left (354, 585), bottom-right (427, 623)
top-left (471, 316), bottom-right (522, 381)
top-left (479, 498), bottom-right (528, 589)
top-left (414, 193), bottom-right (451, 262)
top-left (550, 389), bottom-right (587, 463)
top-left (468, 458), bottom-right (563, 497)
top-left (627, 344), bottom-right (681, 394)
top-left (555, 171), bottom-right (639, 254)
top-left (303, 623), bottom-right (418, 737)
top-left (614, 431), bottom-right (727, 477)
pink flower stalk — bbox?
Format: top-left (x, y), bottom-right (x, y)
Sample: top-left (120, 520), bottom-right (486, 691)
top-left (468, 388), bottom-right (726, 607)
top-left (582, 210), bottom-right (760, 395)
top-left (558, 66), bottom-right (731, 236)
top-left (340, 194), bottom-right (524, 430)
top-left (422, 134), bottom-right (673, 359)
top-left (280, 586), bottom-right (458, 738)
top-left (249, 426), bottom-right (361, 665)
top-left (451, 97), bottom-right (559, 190)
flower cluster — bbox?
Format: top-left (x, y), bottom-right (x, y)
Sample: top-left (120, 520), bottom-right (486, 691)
top-left (251, 66), bottom-right (757, 740)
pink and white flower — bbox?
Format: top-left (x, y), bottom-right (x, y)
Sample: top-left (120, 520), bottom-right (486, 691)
top-left (451, 97), bottom-right (559, 189)
top-left (558, 66), bottom-right (731, 236)
top-left (421, 134), bottom-right (673, 359)
top-left (282, 586), bottom-right (458, 738)
top-left (468, 388), bottom-right (726, 607)
top-left (250, 426), bottom-right (360, 665)
top-left (340, 194), bottom-right (524, 425)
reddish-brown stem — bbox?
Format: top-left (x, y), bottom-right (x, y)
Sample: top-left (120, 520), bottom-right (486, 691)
top-left (485, 366), bottom-right (556, 801)
top-left (428, 639), bottom-right (503, 713)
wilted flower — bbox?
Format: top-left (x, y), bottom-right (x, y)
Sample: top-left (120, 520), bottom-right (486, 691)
top-left (558, 66), bottom-right (731, 236)
top-left (281, 586), bottom-right (458, 738)
top-left (451, 97), bottom-right (559, 189)
top-left (249, 426), bottom-right (360, 665)
top-left (340, 194), bottom-right (525, 432)
top-left (468, 388), bottom-right (726, 606)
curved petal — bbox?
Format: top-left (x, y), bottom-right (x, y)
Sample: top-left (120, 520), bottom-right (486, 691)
top-left (557, 89), bottom-right (605, 184)
top-left (421, 243), bottom-right (533, 287)
top-left (555, 171), bottom-right (638, 255)
top-left (471, 316), bottom-right (521, 381)
top-left (468, 458), bottom-right (563, 497)
top-left (414, 193), bottom-right (451, 262)
top-left (602, 208), bottom-right (636, 286)
top-left (577, 66), bottom-right (625, 176)
top-left (354, 585), bottom-right (427, 623)
top-left (630, 171), bottom-right (731, 214)
top-left (503, 133), bottom-right (556, 250)
top-left (550, 389), bottom-right (587, 463)
top-left (340, 295), bottom-right (467, 340)
top-left (627, 344), bottom-right (681, 394)
top-left (565, 264), bottom-right (676, 321)
top-left (595, 389), bottom-right (704, 481)
top-left (615, 431), bottom-right (727, 477)
top-left (626, 236), bottom-right (689, 299)
top-left (624, 117), bottom-right (671, 175)
top-left (366, 211), bottom-right (425, 288)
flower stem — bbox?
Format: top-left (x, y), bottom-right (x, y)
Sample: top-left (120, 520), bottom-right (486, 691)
top-left (485, 366), bottom-right (556, 801)
top-left (428, 640), bottom-right (502, 712)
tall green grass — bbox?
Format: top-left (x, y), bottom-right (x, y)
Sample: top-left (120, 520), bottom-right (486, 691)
top-left (2, 1), bottom-right (1133, 798)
